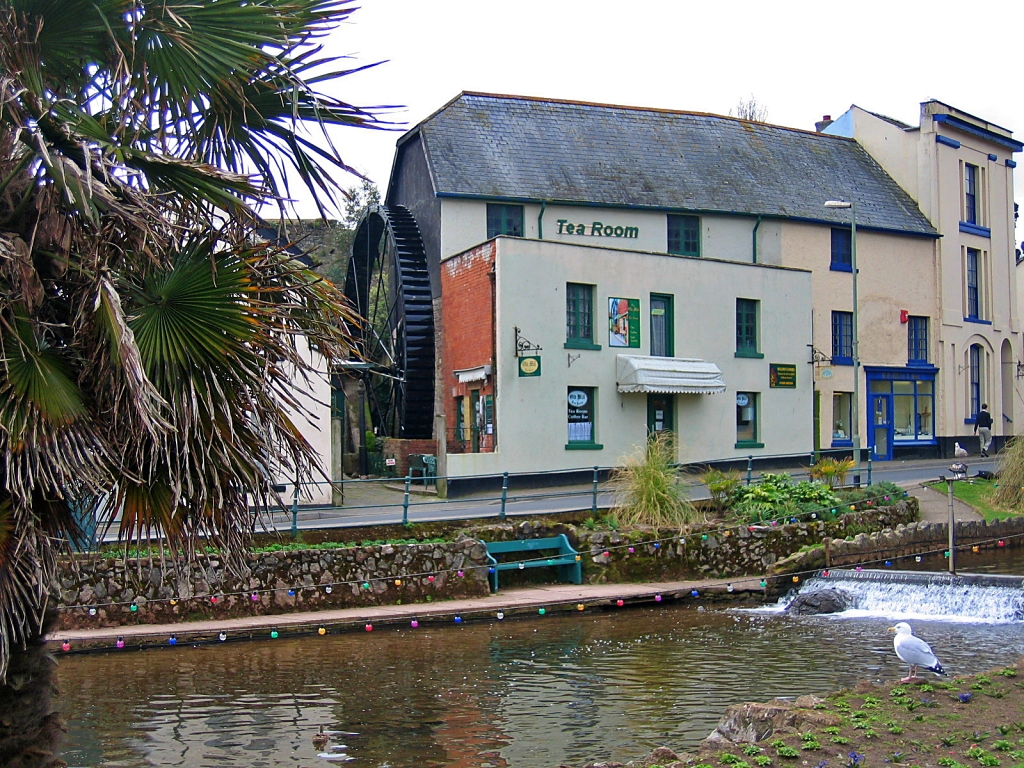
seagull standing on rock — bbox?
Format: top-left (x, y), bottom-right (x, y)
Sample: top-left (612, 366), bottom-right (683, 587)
top-left (888, 622), bottom-right (947, 682)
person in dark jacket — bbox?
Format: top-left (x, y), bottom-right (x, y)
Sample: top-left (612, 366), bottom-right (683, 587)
top-left (974, 403), bottom-right (993, 457)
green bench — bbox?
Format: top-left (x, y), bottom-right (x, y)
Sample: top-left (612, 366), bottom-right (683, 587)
top-left (482, 535), bottom-right (582, 593)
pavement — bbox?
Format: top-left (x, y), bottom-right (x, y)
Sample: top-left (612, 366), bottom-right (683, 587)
top-left (908, 484), bottom-right (984, 524)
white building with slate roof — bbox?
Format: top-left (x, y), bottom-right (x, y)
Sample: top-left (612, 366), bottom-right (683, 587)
top-left (352, 92), bottom-right (1019, 486)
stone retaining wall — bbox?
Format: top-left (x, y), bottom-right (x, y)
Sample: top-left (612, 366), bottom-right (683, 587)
top-left (56, 537), bottom-right (489, 631)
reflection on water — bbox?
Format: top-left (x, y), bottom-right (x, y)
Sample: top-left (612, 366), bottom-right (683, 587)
top-left (61, 600), bottom-right (1024, 768)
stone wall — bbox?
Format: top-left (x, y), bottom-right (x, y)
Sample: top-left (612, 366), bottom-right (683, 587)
top-left (56, 537), bottom-right (489, 631)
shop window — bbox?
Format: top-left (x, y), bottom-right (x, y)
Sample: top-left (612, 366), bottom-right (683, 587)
top-left (831, 311), bottom-right (853, 364)
top-left (486, 203), bottom-right (524, 238)
top-left (832, 392), bottom-right (853, 444)
top-left (735, 391), bottom-right (761, 447)
top-left (963, 163), bottom-right (978, 225)
top-left (965, 248), bottom-right (982, 320)
top-left (830, 228), bottom-right (852, 272)
top-left (667, 214), bottom-right (700, 257)
top-left (908, 316), bottom-right (928, 364)
top-left (866, 374), bottom-right (935, 443)
top-left (735, 298), bottom-right (762, 358)
top-left (566, 387), bottom-right (601, 449)
top-left (969, 344), bottom-right (982, 419)
top-left (566, 283), bottom-right (599, 349)
top-left (650, 294), bottom-right (674, 357)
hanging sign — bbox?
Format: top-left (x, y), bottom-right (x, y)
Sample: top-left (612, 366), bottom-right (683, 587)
top-left (608, 298), bottom-right (640, 348)
top-left (769, 364), bottom-right (797, 388)
top-left (518, 356), bottom-right (541, 377)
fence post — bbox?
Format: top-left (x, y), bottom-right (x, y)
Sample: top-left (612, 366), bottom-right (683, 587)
top-left (746, 456), bottom-right (753, 486)
top-left (591, 466), bottom-right (600, 516)
top-left (867, 451), bottom-right (873, 486)
top-left (402, 475), bottom-right (411, 526)
top-left (290, 479), bottom-right (299, 539)
top-left (500, 471), bottom-right (509, 521)
top-left (809, 452), bottom-right (816, 479)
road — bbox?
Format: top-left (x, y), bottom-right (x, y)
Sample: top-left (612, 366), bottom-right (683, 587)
top-left (262, 454), bottom-right (999, 532)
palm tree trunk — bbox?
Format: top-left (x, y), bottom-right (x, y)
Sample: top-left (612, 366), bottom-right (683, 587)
top-left (0, 611), bottom-right (65, 768)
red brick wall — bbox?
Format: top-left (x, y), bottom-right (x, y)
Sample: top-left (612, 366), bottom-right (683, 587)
top-left (441, 242), bottom-right (496, 452)
top-left (382, 438), bottom-right (437, 478)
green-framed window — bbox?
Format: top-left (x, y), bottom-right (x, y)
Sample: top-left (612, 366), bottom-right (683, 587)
top-left (735, 298), bottom-right (761, 358)
top-left (566, 283), bottom-right (600, 349)
top-left (486, 203), bottom-right (524, 238)
top-left (650, 293), bottom-right (674, 357)
top-left (667, 214), bottom-right (700, 256)
top-left (735, 391), bottom-right (762, 448)
top-left (566, 386), bottom-right (602, 449)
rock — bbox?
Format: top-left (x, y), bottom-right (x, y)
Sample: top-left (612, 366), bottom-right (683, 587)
top-left (706, 701), bottom-right (793, 744)
top-left (786, 588), bottom-right (851, 615)
top-left (794, 694), bottom-right (825, 709)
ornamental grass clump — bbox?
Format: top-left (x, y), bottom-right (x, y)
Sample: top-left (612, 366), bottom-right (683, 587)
top-left (611, 432), bottom-right (699, 528)
top-left (993, 435), bottom-right (1024, 510)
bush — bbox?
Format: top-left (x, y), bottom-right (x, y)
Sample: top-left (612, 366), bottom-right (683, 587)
top-left (611, 432), bottom-right (700, 528)
top-left (810, 456), bottom-right (855, 488)
top-left (732, 473), bottom-right (840, 522)
top-left (702, 468), bottom-right (742, 514)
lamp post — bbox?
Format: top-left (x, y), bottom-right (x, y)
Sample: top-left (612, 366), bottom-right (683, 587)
top-left (825, 200), bottom-right (860, 486)
top-left (944, 462), bottom-right (968, 574)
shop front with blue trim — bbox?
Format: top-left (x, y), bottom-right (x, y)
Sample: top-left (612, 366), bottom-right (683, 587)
top-left (864, 365), bottom-right (938, 460)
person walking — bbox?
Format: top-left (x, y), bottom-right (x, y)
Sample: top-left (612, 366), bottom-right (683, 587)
top-left (974, 403), bottom-right (993, 457)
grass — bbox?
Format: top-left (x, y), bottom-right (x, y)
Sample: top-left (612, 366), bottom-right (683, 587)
top-left (924, 478), bottom-right (1021, 522)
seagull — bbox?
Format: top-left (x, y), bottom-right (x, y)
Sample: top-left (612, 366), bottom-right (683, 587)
top-left (954, 442), bottom-right (968, 458)
top-left (888, 622), bottom-right (946, 682)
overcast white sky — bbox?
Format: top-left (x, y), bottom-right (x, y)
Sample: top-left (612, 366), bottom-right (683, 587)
top-left (301, 0), bottom-right (1021, 240)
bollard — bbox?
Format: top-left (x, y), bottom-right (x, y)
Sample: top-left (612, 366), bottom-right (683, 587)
top-left (290, 481), bottom-right (299, 539)
top-left (500, 471), bottom-right (509, 521)
top-left (591, 466), bottom-right (600, 516)
top-left (867, 452), bottom-right (873, 486)
top-left (402, 475), bottom-right (411, 527)
top-left (746, 456), bottom-right (753, 486)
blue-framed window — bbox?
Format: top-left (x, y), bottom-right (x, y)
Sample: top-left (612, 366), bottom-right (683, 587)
top-left (832, 391), bottom-right (853, 445)
top-left (969, 344), bottom-right (982, 419)
top-left (964, 164), bottom-right (978, 225)
top-left (486, 203), bottom-right (524, 238)
top-left (866, 368), bottom-right (936, 444)
top-left (908, 316), bottom-right (928, 363)
top-left (966, 248), bottom-right (980, 319)
top-left (831, 311), bottom-right (853, 364)
top-left (830, 228), bottom-right (852, 271)
top-left (667, 215), bottom-right (700, 256)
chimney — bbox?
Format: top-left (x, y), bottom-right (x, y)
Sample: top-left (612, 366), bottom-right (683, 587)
top-left (815, 115), bottom-right (833, 133)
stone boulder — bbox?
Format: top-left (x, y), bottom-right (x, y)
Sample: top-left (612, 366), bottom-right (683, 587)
top-left (785, 588), bottom-right (852, 615)
top-left (705, 700), bottom-right (842, 746)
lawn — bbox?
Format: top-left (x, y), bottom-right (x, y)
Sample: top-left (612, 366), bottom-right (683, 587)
top-left (924, 478), bottom-right (1022, 522)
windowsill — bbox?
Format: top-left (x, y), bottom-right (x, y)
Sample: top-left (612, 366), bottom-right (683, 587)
top-left (964, 418), bottom-right (977, 425)
top-left (831, 439), bottom-right (853, 447)
top-left (893, 438), bottom-right (938, 445)
top-left (667, 250), bottom-right (700, 258)
top-left (963, 317), bottom-right (992, 325)
top-left (565, 443), bottom-right (604, 450)
top-left (735, 441), bottom-right (765, 449)
top-left (832, 356), bottom-right (854, 366)
top-left (735, 349), bottom-right (765, 359)
top-left (564, 339), bottom-right (602, 350)
top-left (959, 221), bottom-right (991, 238)
top-left (830, 262), bottom-right (853, 273)
top-left (907, 359), bottom-right (932, 367)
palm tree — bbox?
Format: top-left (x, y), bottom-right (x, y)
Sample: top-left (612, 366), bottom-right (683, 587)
top-left (0, 1), bottom-right (388, 762)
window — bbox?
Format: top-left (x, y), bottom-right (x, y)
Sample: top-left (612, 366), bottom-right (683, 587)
top-left (454, 396), bottom-right (466, 444)
top-left (830, 228), bottom-right (852, 271)
top-left (667, 214), bottom-right (700, 256)
top-left (567, 387), bottom-right (601, 449)
top-left (969, 344), bottom-right (982, 419)
top-left (735, 392), bottom-right (761, 447)
top-left (964, 164), bottom-right (978, 225)
top-left (566, 283), bottom-right (599, 348)
top-left (867, 374), bottom-right (935, 443)
top-left (831, 311), bottom-right (853, 364)
top-left (736, 298), bottom-right (762, 357)
top-left (832, 392), bottom-right (853, 443)
top-left (908, 316), bottom-right (928, 363)
top-left (486, 203), bottom-right (524, 238)
top-left (966, 248), bottom-right (981, 319)
top-left (650, 294), bottom-right (674, 357)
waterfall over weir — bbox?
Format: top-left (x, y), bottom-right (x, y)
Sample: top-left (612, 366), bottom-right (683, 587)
top-left (776, 569), bottom-right (1024, 623)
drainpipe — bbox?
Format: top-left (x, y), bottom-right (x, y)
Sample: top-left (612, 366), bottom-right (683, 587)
top-left (751, 215), bottom-right (762, 263)
top-left (538, 200), bottom-right (548, 240)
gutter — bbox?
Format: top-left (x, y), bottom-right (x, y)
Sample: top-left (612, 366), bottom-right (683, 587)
top-left (538, 200), bottom-right (548, 239)
top-left (752, 214), bottom-right (762, 263)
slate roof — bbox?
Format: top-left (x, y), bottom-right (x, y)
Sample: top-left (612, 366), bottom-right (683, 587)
top-left (409, 93), bottom-right (937, 237)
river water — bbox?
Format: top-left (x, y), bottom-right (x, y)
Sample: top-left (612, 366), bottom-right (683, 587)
top-left (59, 551), bottom-right (1024, 768)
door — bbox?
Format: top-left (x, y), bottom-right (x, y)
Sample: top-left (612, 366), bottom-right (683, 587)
top-left (647, 393), bottom-right (674, 435)
top-left (870, 394), bottom-right (892, 460)
top-left (470, 390), bottom-right (480, 453)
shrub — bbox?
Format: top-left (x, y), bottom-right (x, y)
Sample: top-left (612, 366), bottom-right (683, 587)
top-left (703, 468), bottom-right (742, 514)
top-left (810, 457), bottom-right (855, 488)
top-left (611, 432), bottom-right (699, 528)
top-left (732, 473), bottom-right (840, 522)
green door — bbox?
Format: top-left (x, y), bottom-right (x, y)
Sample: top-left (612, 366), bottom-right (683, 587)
top-left (647, 393), bottom-right (674, 435)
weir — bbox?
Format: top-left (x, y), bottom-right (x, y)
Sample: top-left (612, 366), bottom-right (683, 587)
top-left (781, 568), bottom-right (1024, 623)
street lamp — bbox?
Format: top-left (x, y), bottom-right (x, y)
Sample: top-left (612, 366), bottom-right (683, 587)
top-left (943, 462), bottom-right (969, 574)
top-left (824, 200), bottom-right (860, 486)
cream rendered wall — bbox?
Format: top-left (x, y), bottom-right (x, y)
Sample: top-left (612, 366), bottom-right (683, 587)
top-left (438, 199), bottom-right (761, 264)
top-left (778, 221), bottom-right (936, 449)
top-left (445, 238), bottom-right (813, 478)
top-left (276, 337), bottom-right (333, 506)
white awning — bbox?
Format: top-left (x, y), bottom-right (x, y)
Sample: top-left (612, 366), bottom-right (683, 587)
top-left (616, 355), bottom-right (726, 394)
top-left (453, 364), bottom-right (492, 383)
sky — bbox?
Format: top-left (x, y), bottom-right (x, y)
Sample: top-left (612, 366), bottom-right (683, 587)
top-left (298, 0), bottom-right (1021, 240)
